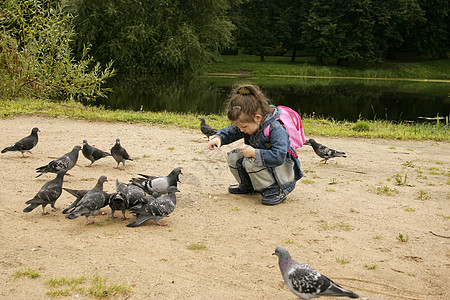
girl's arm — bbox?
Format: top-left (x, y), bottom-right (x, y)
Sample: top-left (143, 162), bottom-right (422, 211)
top-left (255, 122), bottom-right (290, 167)
top-left (214, 125), bottom-right (244, 146)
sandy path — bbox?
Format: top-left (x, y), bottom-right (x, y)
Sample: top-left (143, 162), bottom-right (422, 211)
top-left (0, 115), bottom-right (449, 299)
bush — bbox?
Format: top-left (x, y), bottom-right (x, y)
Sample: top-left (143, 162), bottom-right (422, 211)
top-left (0, 0), bottom-right (115, 101)
top-left (352, 119), bottom-right (371, 132)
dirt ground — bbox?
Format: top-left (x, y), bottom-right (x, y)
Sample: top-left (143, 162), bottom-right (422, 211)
top-left (0, 115), bottom-right (448, 300)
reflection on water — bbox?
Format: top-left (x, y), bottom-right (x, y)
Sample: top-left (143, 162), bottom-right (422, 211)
top-left (95, 75), bottom-right (450, 122)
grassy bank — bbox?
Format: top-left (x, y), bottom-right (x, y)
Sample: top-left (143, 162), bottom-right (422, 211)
top-left (206, 54), bottom-right (450, 81)
top-left (1, 98), bottom-right (448, 141)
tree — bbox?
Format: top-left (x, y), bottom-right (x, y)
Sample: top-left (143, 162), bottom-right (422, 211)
top-left (0, 0), bottom-right (114, 101)
top-left (234, 0), bottom-right (280, 61)
top-left (299, 0), bottom-right (424, 64)
top-left (67, 0), bottom-right (239, 74)
top-left (410, 0), bottom-right (449, 58)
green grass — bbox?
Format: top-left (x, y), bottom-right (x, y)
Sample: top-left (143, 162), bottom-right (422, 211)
top-left (1, 97), bottom-right (448, 141)
top-left (187, 243), bottom-right (207, 250)
top-left (206, 53), bottom-right (450, 80)
top-left (13, 268), bottom-right (41, 280)
top-left (319, 221), bottom-right (353, 231)
top-left (45, 275), bottom-right (130, 299)
top-left (336, 257), bottom-right (351, 264)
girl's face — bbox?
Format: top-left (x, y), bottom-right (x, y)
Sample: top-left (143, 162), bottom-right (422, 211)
top-left (232, 114), bottom-right (262, 135)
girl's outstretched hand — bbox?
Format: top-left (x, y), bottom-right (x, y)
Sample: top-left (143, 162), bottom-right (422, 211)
top-left (207, 137), bottom-right (221, 150)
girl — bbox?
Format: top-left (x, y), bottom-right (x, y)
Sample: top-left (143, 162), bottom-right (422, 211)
top-left (207, 84), bottom-right (303, 205)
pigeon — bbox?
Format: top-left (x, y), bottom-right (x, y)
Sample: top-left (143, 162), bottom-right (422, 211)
top-left (111, 138), bottom-right (132, 170)
top-left (36, 145), bottom-right (82, 177)
top-left (303, 139), bottom-right (346, 163)
top-left (23, 170), bottom-right (67, 214)
top-left (200, 118), bottom-right (218, 140)
top-left (109, 179), bottom-right (146, 219)
top-left (2, 127), bottom-right (40, 157)
top-left (130, 167), bottom-right (182, 197)
top-left (82, 139), bottom-right (111, 167)
top-left (126, 186), bottom-right (179, 227)
top-left (65, 175), bottom-right (110, 224)
top-left (61, 188), bottom-right (89, 214)
top-left (273, 246), bottom-right (360, 299)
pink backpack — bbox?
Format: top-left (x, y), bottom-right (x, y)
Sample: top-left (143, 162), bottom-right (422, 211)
top-left (263, 105), bottom-right (306, 150)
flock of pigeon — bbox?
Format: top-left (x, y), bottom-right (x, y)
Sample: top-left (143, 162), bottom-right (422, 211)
top-left (3, 123), bottom-right (359, 299)
top-left (2, 127), bottom-right (182, 227)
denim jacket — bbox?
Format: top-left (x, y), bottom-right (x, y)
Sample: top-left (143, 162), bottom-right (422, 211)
top-left (216, 106), bottom-right (303, 183)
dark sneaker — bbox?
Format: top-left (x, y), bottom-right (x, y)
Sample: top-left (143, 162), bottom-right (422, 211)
top-left (261, 193), bottom-right (287, 205)
top-left (228, 184), bottom-right (255, 194)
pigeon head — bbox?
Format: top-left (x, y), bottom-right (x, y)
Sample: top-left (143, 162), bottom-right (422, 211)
top-left (32, 127), bottom-right (41, 134)
top-left (304, 138), bottom-right (316, 146)
top-left (98, 175), bottom-right (108, 184)
top-left (167, 186), bottom-right (180, 204)
top-left (272, 246), bottom-right (292, 261)
top-left (82, 139), bottom-right (88, 145)
top-left (56, 170), bottom-right (67, 178)
top-left (167, 186), bottom-right (180, 195)
top-left (73, 145), bottom-right (82, 152)
top-left (170, 167), bottom-right (183, 182)
top-left (200, 118), bottom-right (205, 124)
top-left (115, 138), bottom-right (121, 145)
top-left (115, 179), bottom-right (127, 192)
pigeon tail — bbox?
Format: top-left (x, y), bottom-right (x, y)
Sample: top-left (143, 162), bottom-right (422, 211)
top-left (23, 203), bottom-right (40, 212)
top-left (66, 213), bottom-right (79, 219)
top-left (1, 146), bottom-right (12, 153)
top-left (321, 279), bottom-right (360, 299)
top-left (126, 215), bottom-right (151, 227)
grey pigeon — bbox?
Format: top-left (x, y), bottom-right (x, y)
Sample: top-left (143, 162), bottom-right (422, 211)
top-left (2, 127), bottom-right (40, 157)
top-left (36, 145), bottom-right (82, 177)
top-left (273, 246), bottom-right (359, 299)
top-left (23, 170), bottom-right (67, 214)
top-left (130, 167), bottom-right (182, 197)
top-left (65, 175), bottom-right (110, 224)
top-left (109, 179), bottom-right (146, 219)
top-left (61, 188), bottom-right (89, 214)
top-left (82, 139), bottom-right (111, 167)
top-left (303, 139), bottom-right (346, 163)
top-left (200, 118), bottom-right (218, 140)
top-left (111, 138), bottom-right (132, 170)
top-left (126, 186), bottom-right (179, 227)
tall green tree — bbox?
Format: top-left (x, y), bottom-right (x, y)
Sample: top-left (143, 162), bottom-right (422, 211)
top-left (370, 0), bottom-right (424, 59)
top-left (410, 0), bottom-right (449, 58)
top-left (234, 0), bottom-right (280, 61)
top-left (68, 0), bottom-right (238, 74)
top-left (0, 0), bottom-right (114, 101)
top-left (300, 0), bottom-right (424, 64)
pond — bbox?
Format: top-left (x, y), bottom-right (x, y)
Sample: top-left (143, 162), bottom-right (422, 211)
top-left (95, 75), bottom-right (450, 122)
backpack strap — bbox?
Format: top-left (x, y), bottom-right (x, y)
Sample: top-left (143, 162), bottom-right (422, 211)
top-left (263, 121), bottom-right (298, 159)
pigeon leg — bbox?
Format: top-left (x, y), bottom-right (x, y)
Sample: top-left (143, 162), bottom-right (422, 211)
top-left (96, 211), bottom-right (106, 216)
top-left (41, 206), bottom-right (49, 215)
top-left (85, 163), bottom-right (93, 167)
top-left (86, 217), bottom-right (94, 225)
top-left (121, 211), bottom-right (129, 220)
top-left (110, 211), bottom-right (118, 219)
top-left (156, 222), bottom-right (167, 226)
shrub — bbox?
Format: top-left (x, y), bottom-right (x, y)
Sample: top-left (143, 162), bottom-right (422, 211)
top-left (0, 0), bottom-right (115, 102)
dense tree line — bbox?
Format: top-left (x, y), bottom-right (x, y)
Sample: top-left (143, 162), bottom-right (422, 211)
top-left (1, 0), bottom-right (448, 89)
top-left (235, 0), bottom-right (448, 63)
top-left (66, 0), bottom-right (238, 74)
